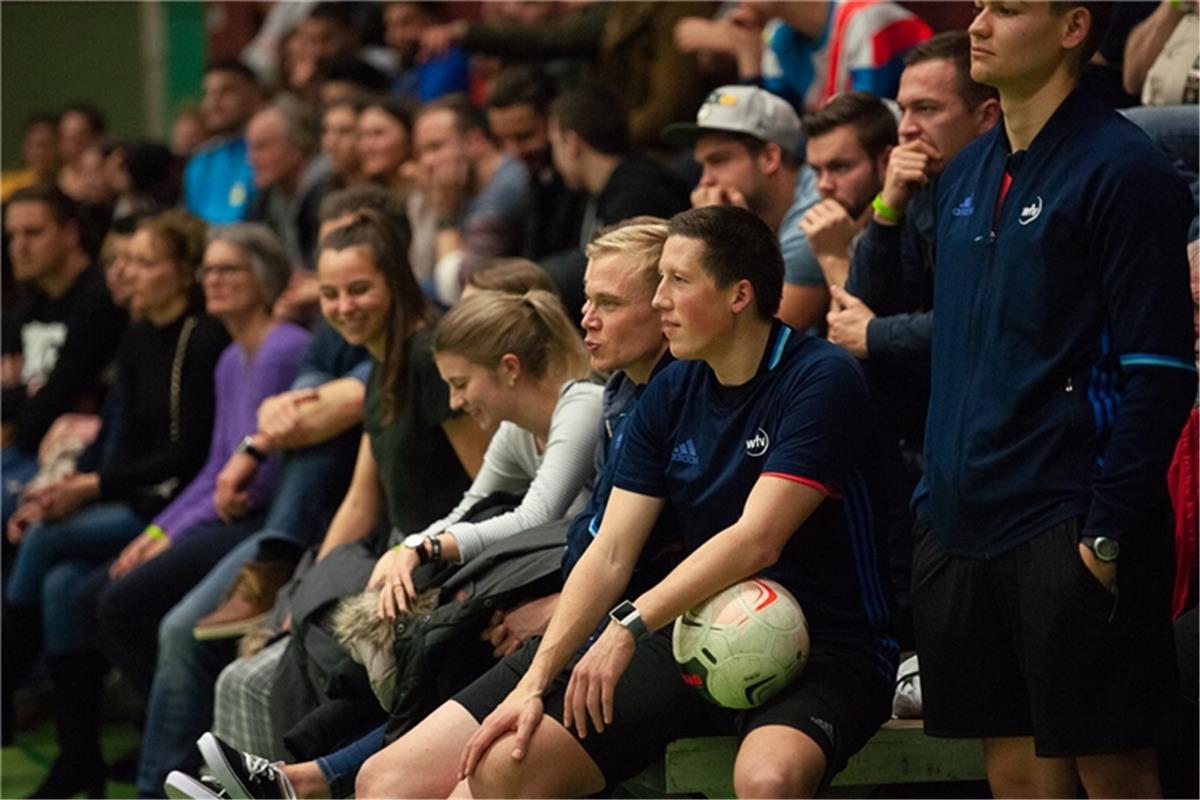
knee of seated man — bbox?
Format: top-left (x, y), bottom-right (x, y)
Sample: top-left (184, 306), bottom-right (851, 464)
top-left (733, 737), bottom-right (826, 800)
top-left (467, 736), bottom-right (530, 798)
top-left (735, 757), bottom-right (823, 799)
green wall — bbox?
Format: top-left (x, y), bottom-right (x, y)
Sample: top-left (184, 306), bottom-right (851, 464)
top-left (1, 1), bottom-right (206, 170)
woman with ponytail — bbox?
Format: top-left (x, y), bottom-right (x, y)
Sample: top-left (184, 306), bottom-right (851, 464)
top-left (368, 288), bottom-right (600, 619)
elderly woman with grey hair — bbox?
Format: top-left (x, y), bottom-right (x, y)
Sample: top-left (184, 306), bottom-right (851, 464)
top-left (69, 222), bottom-right (310, 785)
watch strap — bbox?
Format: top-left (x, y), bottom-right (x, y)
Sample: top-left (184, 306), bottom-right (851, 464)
top-left (236, 435), bottom-right (267, 462)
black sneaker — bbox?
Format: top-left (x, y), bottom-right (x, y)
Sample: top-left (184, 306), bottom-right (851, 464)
top-left (165, 770), bottom-right (230, 799)
top-left (196, 732), bottom-right (297, 800)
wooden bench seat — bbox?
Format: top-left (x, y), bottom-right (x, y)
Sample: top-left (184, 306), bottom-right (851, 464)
top-left (619, 719), bottom-right (986, 798)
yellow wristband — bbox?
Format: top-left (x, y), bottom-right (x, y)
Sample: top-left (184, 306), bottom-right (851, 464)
top-left (872, 193), bottom-right (904, 223)
top-left (145, 524), bottom-right (166, 540)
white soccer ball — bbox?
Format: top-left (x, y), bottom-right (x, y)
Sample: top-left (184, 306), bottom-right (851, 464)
top-left (672, 578), bottom-right (809, 709)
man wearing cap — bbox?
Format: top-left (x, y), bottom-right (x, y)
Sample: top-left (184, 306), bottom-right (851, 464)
top-left (663, 86), bottom-right (827, 331)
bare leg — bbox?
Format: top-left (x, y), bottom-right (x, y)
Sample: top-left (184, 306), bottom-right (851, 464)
top-left (356, 701), bottom-right (480, 799)
top-left (733, 725), bottom-right (827, 799)
top-left (467, 717), bottom-right (605, 799)
top-left (983, 736), bottom-right (1079, 799)
top-left (1077, 748), bottom-right (1161, 799)
top-left (281, 762), bottom-right (329, 799)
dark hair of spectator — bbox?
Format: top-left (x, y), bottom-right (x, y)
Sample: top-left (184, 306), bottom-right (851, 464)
top-left (317, 184), bottom-right (412, 248)
top-left (666, 206), bottom-right (783, 320)
top-left (468, 258), bottom-right (559, 297)
top-left (23, 113), bottom-right (59, 135)
top-left (203, 58), bottom-right (259, 85)
top-left (110, 212), bottom-right (153, 237)
top-left (905, 31), bottom-right (998, 110)
top-left (317, 55), bottom-right (392, 94)
top-left (318, 208), bottom-right (434, 421)
top-left (363, 95), bottom-right (417, 136)
top-left (418, 93), bottom-right (488, 136)
top-left (549, 82), bottom-right (630, 156)
top-left (1048, 2), bottom-right (1113, 71)
top-left (390, 1), bottom-right (448, 23)
top-left (122, 141), bottom-right (183, 210)
top-left (801, 92), bottom-right (897, 160)
top-left (309, 2), bottom-right (356, 30)
top-left (61, 102), bottom-right (107, 135)
top-left (9, 185), bottom-right (85, 232)
top-left (486, 66), bottom-right (558, 116)
top-left (721, 131), bottom-right (805, 171)
top-left (433, 289), bottom-right (589, 382)
top-left (322, 95), bottom-right (368, 117)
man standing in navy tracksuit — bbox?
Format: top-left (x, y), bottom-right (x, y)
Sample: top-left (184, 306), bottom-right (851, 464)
top-left (912, 2), bottom-right (1196, 798)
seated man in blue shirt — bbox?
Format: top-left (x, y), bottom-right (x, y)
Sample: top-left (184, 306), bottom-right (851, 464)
top-left (357, 205), bottom-right (896, 800)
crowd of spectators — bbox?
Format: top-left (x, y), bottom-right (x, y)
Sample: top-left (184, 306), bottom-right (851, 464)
top-left (1, 2), bottom-right (1197, 799)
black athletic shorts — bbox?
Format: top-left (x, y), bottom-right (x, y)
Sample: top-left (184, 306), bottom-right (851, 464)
top-left (454, 628), bottom-right (894, 791)
top-left (911, 515), bottom-right (1178, 756)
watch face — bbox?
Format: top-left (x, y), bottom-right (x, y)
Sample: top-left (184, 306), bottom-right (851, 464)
top-left (1094, 537), bottom-right (1120, 561)
top-left (611, 600), bottom-right (636, 622)
top-left (403, 534), bottom-right (425, 549)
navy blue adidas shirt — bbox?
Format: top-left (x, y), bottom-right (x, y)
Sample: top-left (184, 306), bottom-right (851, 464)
top-left (614, 321), bottom-right (896, 672)
top-left (917, 88), bottom-right (1197, 558)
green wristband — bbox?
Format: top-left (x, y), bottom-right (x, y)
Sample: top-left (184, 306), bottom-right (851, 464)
top-left (145, 524), bottom-right (167, 540)
top-left (872, 193), bottom-right (904, 223)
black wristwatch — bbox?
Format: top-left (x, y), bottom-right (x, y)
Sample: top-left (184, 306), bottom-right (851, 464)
top-left (235, 435), bottom-right (267, 463)
top-left (1080, 535), bottom-right (1120, 563)
top-left (609, 600), bottom-right (650, 643)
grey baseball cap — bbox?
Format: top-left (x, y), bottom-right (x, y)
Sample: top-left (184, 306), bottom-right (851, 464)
top-left (661, 85), bottom-right (802, 155)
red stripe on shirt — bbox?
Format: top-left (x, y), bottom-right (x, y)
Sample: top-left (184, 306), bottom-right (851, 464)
top-left (994, 169), bottom-right (1013, 228)
top-left (761, 471), bottom-right (843, 499)
top-left (871, 17), bottom-right (933, 64)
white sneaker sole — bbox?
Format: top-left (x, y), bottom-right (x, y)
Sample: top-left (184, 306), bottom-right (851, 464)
top-left (197, 732), bottom-right (252, 800)
top-left (165, 770), bottom-right (224, 799)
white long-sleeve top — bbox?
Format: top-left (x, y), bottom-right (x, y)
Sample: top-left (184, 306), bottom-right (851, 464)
top-left (406, 380), bottom-right (603, 562)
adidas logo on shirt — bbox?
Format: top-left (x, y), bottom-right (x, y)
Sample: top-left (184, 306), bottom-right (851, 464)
top-left (952, 194), bottom-right (974, 217)
top-left (671, 439), bottom-right (699, 465)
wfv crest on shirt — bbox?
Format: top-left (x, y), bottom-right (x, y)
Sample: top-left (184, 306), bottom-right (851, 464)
top-left (1018, 196), bottom-right (1044, 226)
top-left (745, 427), bottom-right (770, 457)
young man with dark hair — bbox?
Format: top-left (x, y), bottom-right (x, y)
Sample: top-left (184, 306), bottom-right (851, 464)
top-left (799, 92), bottom-right (896, 290)
top-left (185, 60), bottom-right (262, 224)
top-left (2, 186), bottom-right (128, 529)
top-left (915, 3), bottom-right (1192, 797)
top-left (485, 66), bottom-right (587, 263)
top-left (356, 205), bottom-right (895, 800)
top-left (542, 83), bottom-right (690, 322)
